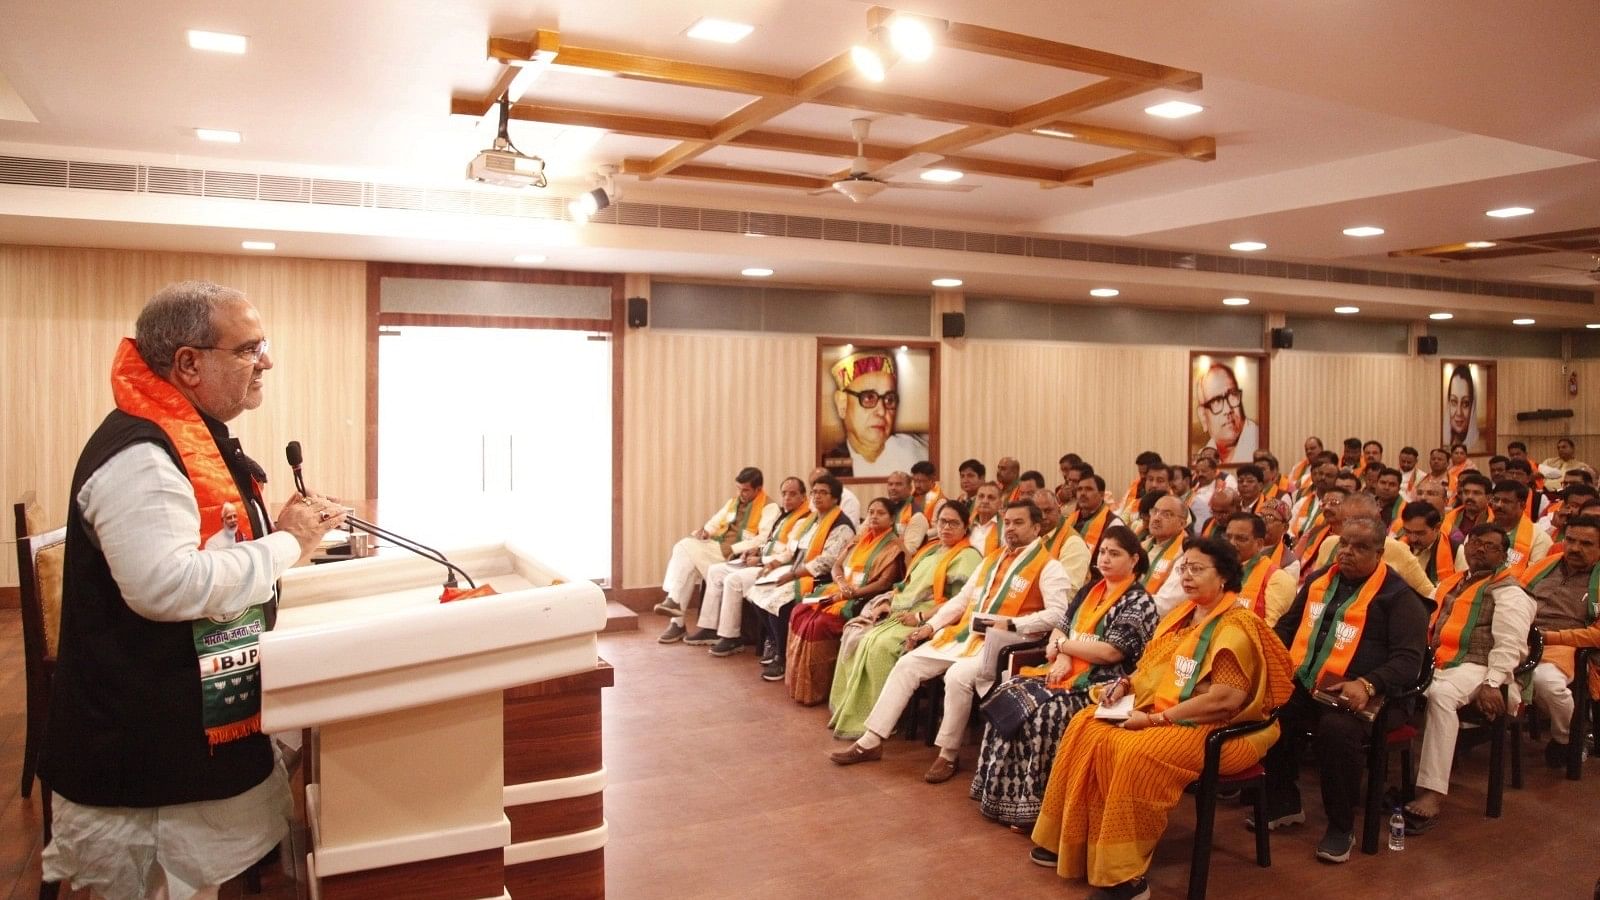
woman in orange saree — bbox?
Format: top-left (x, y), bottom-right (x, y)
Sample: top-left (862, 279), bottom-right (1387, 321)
top-left (1029, 537), bottom-right (1295, 900)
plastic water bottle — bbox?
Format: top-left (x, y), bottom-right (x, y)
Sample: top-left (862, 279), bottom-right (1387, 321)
top-left (1388, 808), bottom-right (1405, 851)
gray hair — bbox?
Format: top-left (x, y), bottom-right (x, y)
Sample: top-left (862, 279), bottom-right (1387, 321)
top-left (135, 281), bottom-right (245, 376)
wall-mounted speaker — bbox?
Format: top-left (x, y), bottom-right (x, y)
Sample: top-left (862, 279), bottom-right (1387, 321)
top-left (626, 296), bottom-right (648, 328)
top-left (1417, 335), bottom-right (1439, 355)
top-left (941, 312), bottom-right (966, 339)
top-left (1269, 327), bottom-right (1294, 349)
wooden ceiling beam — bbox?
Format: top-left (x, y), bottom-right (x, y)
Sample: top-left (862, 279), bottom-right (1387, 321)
top-left (1031, 120), bottom-right (1215, 159)
top-left (489, 31), bottom-right (794, 96)
top-left (1044, 151), bottom-right (1168, 188)
top-left (811, 86), bottom-right (1012, 128)
top-left (622, 160), bottom-right (832, 191)
top-left (1006, 78), bottom-right (1161, 129)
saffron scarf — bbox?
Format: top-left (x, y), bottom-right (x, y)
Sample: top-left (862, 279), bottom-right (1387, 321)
top-left (791, 507), bottom-right (846, 597)
top-left (899, 537), bottom-right (974, 609)
top-left (714, 491), bottom-right (769, 541)
top-left (1141, 536), bottom-right (1184, 594)
top-left (1287, 565), bottom-right (1387, 689)
top-left (1521, 556), bottom-right (1600, 622)
top-left (1052, 577), bottom-right (1134, 690)
top-left (1267, 539), bottom-right (1288, 568)
top-left (1240, 552), bottom-right (1279, 618)
top-left (1067, 503), bottom-right (1112, 547)
top-left (914, 484), bottom-right (946, 522)
top-left (110, 338), bottom-right (264, 749)
top-left (1502, 516), bottom-right (1536, 573)
top-left (1041, 521), bottom-right (1076, 559)
top-left (1430, 566), bottom-right (1513, 669)
top-left (931, 539), bottom-right (1049, 656)
top-left (1149, 595), bottom-right (1241, 711)
top-left (813, 525), bottom-right (900, 614)
top-left (1446, 462), bottom-right (1469, 499)
top-left (763, 503), bottom-right (813, 556)
top-left (1288, 457), bottom-right (1312, 493)
top-left (971, 516), bottom-right (1002, 555)
top-left (1291, 494), bottom-right (1322, 538)
top-left (1295, 523), bottom-right (1332, 567)
top-left (1420, 536), bottom-right (1456, 583)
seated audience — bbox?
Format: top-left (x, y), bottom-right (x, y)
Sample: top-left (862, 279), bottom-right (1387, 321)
top-left (1521, 514), bottom-right (1600, 767)
top-left (1398, 446), bottom-right (1425, 501)
top-left (1374, 467), bottom-right (1406, 528)
top-left (1289, 454), bottom-right (1340, 538)
top-left (968, 482), bottom-right (1003, 554)
top-left (1263, 516), bottom-right (1429, 862)
top-left (1033, 488), bottom-right (1092, 588)
top-left (883, 470), bottom-right (930, 553)
top-left (1118, 451), bottom-right (1165, 519)
top-left (1029, 538), bottom-right (1294, 900)
top-left (786, 498), bottom-right (906, 705)
top-left (829, 500), bottom-right (983, 740)
top-left (1260, 497), bottom-right (1300, 581)
top-left (1400, 500), bottom-right (1456, 584)
top-left (681, 476), bottom-right (810, 655)
top-left (829, 500), bottom-right (1071, 783)
top-left (1446, 443), bottom-right (1474, 499)
top-left (1454, 479), bottom-right (1551, 575)
top-left (1235, 464), bottom-right (1267, 514)
top-left (811, 465), bottom-right (862, 524)
top-left (1188, 455), bottom-right (1228, 532)
top-left (1224, 512), bottom-right (1297, 626)
top-left (1503, 458), bottom-right (1544, 522)
top-left (1141, 493), bottom-right (1191, 615)
top-left (1067, 473), bottom-right (1122, 551)
top-left (1294, 485), bottom-right (1347, 571)
top-left (1405, 524), bottom-right (1535, 832)
top-left (997, 455), bottom-right (1025, 503)
top-left (1019, 469), bottom-right (1048, 498)
top-left (1201, 487), bottom-right (1240, 539)
top-left (1416, 477), bottom-right (1448, 516)
top-left (656, 466), bottom-right (778, 640)
top-left (908, 460), bottom-right (947, 526)
top-left (1308, 493), bottom-right (1436, 598)
top-left (1170, 464), bottom-right (1194, 504)
top-left (1542, 484), bottom-right (1600, 547)
top-left (958, 457), bottom-right (987, 509)
top-left (747, 476), bottom-right (855, 681)
top-left (970, 526), bottom-right (1159, 828)
top-left (1541, 437), bottom-right (1588, 478)
top-left (1289, 436), bottom-right (1325, 498)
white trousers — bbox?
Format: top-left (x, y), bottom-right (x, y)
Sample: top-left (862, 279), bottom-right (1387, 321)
top-left (1417, 663), bottom-right (1500, 795)
top-left (661, 537), bottom-right (726, 605)
top-left (863, 645), bottom-right (993, 752)
top-left (1529, 661), bottom-right (1574, 744)
top-left (684, 562), bottom-right (759, 636)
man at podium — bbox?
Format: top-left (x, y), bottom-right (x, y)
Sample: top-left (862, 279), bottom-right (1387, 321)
top-left (40, 282), bottom-right (349, 900)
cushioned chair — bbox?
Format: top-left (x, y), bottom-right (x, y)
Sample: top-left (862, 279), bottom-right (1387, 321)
top-left (1455, 627), bottom-right (1542, 818)
top-left (1187, 713), bottom-right (1279, 900)
top-left (15, 498), bottom-right (66, 900)
top-left (1570, 648), bottom-right (1595, 780)
top-left (1358, 657), bottom-right (1434, 854)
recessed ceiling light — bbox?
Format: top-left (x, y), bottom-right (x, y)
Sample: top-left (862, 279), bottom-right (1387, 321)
top-left (1334, 306), bottom-right (1360, 315)
top-left (1464, 241), bottom-right (1497, 249)
top-left (195, 127), bottom-right (241, 143)
top-left (1032, 127), bottom-right (1077, 139)
top-left (685, 17), bottom-right (754, 44)
top-left (931, 277), bottom-right (963, 288)
top-left (742, 267), bottom-right (774, 278)
top-left (240, 240), bottom-right (275, 251)
top-left (187, 30), bottom-right (247, 54)
top-left (1222, 297), bottom-right (1250, 307)
top-left (1089, 288), bottom-right (1119, 298)
top-left (1229, 241), bottom-right (1267, 252)
top-left (920, 169), bottom-right (964, 183)
top-left (1512, 318), bottom-right (1536, 325)
top-left (514, 253), bottom-right (546, 264)
top-left (1429, 312), bottom-right (1454, 320)
top-left (1486, 206), bottom-right (1534, 218)
top-left (1587, 323), bottom-right (1600, 330)
top-left (1342, 226), bottom-right (1384, 237)
top-left (1144, 100), bottom-right (1204, 119)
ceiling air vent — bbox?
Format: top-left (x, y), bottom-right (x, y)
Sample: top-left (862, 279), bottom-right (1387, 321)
top-left (0, 155), bottom-right (68, 188)
top-left (67, 161), bottom-right (138, 192)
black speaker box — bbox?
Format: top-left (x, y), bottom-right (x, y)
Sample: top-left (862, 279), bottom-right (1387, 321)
top-left (1269, 327), bottom-right (1294, 349)
top-left (1417, 335), bottom-right (1439, 355)
top-left (941, 312), bottom-right (966, 339)
top-left (627, 296), bottom-right (648, 328)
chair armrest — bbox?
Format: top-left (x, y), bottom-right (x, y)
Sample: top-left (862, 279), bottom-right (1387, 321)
top-left (1514, 626), bottom-right (1544, 677)
top-left (994, 637), bottom-right (1048, 683)
top-left (1203, 710), bottom-right (1281, 775)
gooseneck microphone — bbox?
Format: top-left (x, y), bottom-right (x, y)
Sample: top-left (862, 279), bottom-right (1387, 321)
top-left (286, 441), bottom-right (476, 589)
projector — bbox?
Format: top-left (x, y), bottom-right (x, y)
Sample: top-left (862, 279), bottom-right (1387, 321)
top-left (468, 148), bottom-right (547, 189)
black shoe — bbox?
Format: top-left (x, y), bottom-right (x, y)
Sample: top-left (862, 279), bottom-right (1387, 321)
top-left (653, 598), bottom-right (683, 616)
top-left (1545, 739), bottom-right (1568, 769)
top-left (1029, 847), bottom-right (1058, 868)
top-left (761, 661), bottom-right (786, 681)
top-left (1315, 827), bottom-right (1355, 863)
top-left (1244, 808), bottom-right (1306, 832)
top-left (683, 628), bottom-right (718, 646)
top-left (709, 638), bottom-right (745, 657)
top-left (1088, 878), bottom-right (1150, 900)
top-left (656, 622), bottom-right (685, 644)
top-left (759, 639), bottom-right (777, 665)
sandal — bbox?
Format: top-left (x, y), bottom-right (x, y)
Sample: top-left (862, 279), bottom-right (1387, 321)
top-left (1401, 806), bottom-right (1440, 835)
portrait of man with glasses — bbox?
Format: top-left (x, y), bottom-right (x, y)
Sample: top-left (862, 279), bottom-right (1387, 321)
top-left (1191, 356), bottom-right (1263, 466)
top-left (821, 347), bottom-right (930, 478)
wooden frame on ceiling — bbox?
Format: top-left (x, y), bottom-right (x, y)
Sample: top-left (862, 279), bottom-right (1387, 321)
top-left (453, 7), bottom-right (1214, 194)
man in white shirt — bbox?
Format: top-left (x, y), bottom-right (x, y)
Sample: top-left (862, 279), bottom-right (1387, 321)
top-left (655, 467), bottom-right (778, 640)
top-left (41, 281), bottom-right (346, 900)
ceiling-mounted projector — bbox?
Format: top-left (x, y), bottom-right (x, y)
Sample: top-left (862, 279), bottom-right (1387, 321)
top-left (468, 96), bottom-right (547, 189)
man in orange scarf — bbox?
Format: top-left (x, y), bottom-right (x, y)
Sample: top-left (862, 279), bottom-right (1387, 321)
top-left (42, 282), bottom-right (348, 899)
top-left (1524, 515), bottom-right (1600, 767)
top-left (1264, 517), bottom-right (1429, 862)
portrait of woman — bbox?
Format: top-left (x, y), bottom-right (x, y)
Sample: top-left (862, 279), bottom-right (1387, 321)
top-left (1442, 361), bottom-right (1495, 455)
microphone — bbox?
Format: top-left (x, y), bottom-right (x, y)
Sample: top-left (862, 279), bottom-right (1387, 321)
top-left (285, 441), bottom-right (476, 589)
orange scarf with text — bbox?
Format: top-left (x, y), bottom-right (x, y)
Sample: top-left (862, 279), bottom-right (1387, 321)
top-left (1067, 503), bottom-right (1113, 547)
top-left (1240, 552), bottom-right (1280, 618)
top-left (1052, 577), bottom-right (1135, 689)
top-left (1150, 596), bottom-right (1241, 711)
top-left (1288, 565), bottom-right (1386, 689)
top-left (1430, 567), bottom-right (1513, 669)
top-left (931, 540), bottom-right (1049, 657)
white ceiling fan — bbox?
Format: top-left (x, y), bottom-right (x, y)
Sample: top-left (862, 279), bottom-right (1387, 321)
top-left (807, 118), bottom-right (978, 202)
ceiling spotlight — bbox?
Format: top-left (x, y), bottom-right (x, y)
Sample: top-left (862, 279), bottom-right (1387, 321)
top-left (1486, 206), bottom-right (1534, 218)
top-left (1032, 127), bottom-right (1077, 139)
top-left (685, 17), bottom-right (755, 43)
top-left (931, 277), bottom-right (963, 288)
top-left (1512, 318), bottom-right (1536, 325)
top-left (240, 240), bottom-right (275, 251)
top-left (1342, 226), bottom-right (1385, 237)
top-left (1464, 241), bottom-right (1497, 249)
top-left (1222, 297), bottom-right (1250, 306)
top-left (851, 44), bottom-right (887, 82)
top-left (1144, 100), bottom-right (1204, 119)
top-left (1229, 241), bottom-right (1267, 252)
top-left (886, 16), bottom-right (935, 61)
top-left (1334, 306), bottom-right (1360, 314)
top-left (1587, 323), bottom-right (1600, 330)
top-left (187, 30), bottom-right (247, 54)
top-left (920, 169), bottom-right (964, 183)
top-left (195, 127), bottom-right (241, 143)
top-left (742, 267), bottom-right (774, 278)
top-left (514, 253), bottom-right (547, 264)
top-left (1429, 312), bottom-right (1454, 320)
top-left (1089, 288), bottom-right (1119, 298)
top-left (568, 187), bottom-right (610, 221)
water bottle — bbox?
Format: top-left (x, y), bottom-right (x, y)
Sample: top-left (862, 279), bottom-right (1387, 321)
top-left (1388, 807), bottom-right (1405, 851)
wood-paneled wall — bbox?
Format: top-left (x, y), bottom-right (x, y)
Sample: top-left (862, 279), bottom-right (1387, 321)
top-left (0, 245), bottom-right (366, 586)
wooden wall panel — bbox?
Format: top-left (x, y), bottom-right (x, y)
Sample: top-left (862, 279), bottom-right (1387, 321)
top-left (0, 245), bottom-right (366, 586)
top-left (1266, 352), bottom-right (1437, 462)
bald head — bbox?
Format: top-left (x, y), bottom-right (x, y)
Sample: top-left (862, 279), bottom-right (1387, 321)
top-left (1339, 492), bottom-right (1381, 520)
top-left (1209, 488), bottom-right (1240, 517)
top-left (1032, 488), bottom-right (1062, 529)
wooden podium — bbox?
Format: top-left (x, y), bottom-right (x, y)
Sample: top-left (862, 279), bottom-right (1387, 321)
top-left (261, 542), bottom-right (612, 899)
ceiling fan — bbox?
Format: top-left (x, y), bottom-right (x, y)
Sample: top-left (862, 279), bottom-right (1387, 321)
top-left (1532, 253), bottom-right (1600, 283)
top-left (806, 118), bottom-right (978, 202)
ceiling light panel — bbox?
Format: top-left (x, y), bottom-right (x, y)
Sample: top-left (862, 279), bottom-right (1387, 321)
top-left (1485, 206), bottom-right (1534, 218)
top-left (187, 30), bottom-right (247, 54)
top-left (195, 127), bottom-right (241, 143)
top-left (685, 18), bottom-right (754, 43)
top-left (920, 169), bottom-right (964, 183)
top-left (1229, 241), bottom-right (1267, 252)
top-left (1089, 288), bottom-right (1119, 298)
top-left (1144, 100), bottom-right (1204, 119)
top-left (240, 240), bottom-right (274, 251)
top-left (1342, 226), bottom-right (1384, 237)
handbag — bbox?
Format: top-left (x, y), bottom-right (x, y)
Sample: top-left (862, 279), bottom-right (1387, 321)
top-left (979, 676), bottom-right (1056, 739)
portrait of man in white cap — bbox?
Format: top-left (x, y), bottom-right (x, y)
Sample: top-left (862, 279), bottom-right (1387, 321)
top-left (821, 348), bottom-right (929, 478)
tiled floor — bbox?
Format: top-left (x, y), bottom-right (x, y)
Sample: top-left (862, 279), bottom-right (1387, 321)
top-left (4, 609), bottom-right (1597, 899)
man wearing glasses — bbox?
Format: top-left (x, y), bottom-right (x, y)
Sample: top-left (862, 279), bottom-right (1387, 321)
top-left (822, 350), bottom-right (929, 478)
top-left (1194, 362), bottom-right (1259, 466)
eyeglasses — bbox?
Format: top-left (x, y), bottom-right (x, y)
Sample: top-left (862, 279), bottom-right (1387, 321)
top-left (193, 338), bottom-right (270, 363)
top-left (843, 388), bottom-right (899, 409)
top-left (936, 518), bottom-right (965, 529)
top-left (1198, 387), bottom-right (1243, 415)
top-left (1178, 563), bottom-right (1216, 576)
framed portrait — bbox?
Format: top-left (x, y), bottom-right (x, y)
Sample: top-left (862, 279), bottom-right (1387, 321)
top-left (1442, 360), bottom-right (1496, 455)
top-left (817, 338), bottom-right (939, 482)
top-left (1188, 351), bottom-right (1269, 467)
